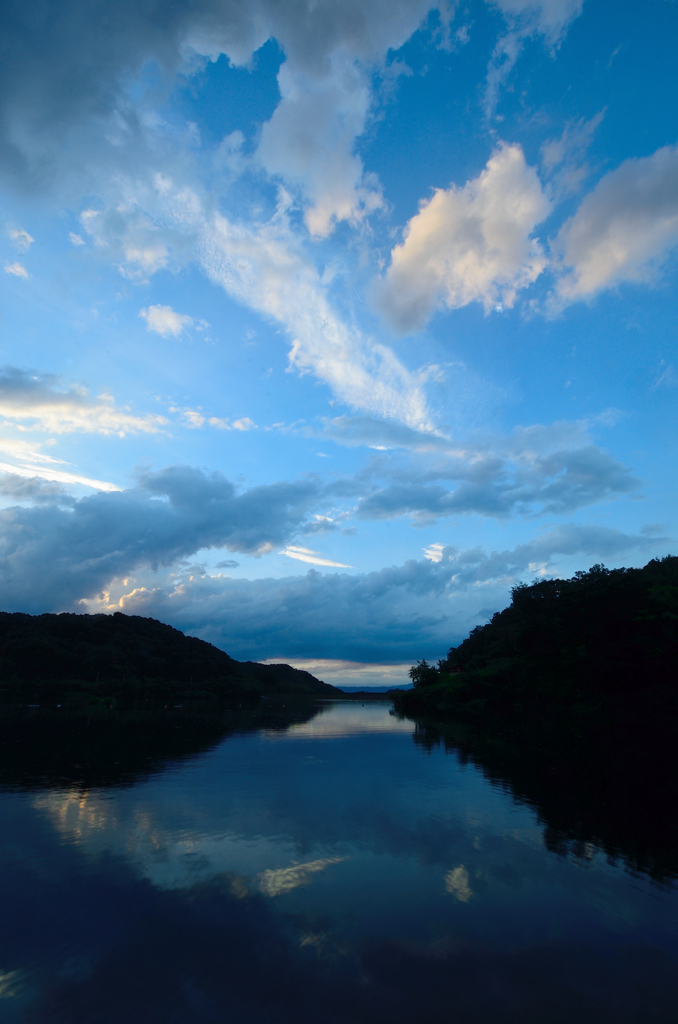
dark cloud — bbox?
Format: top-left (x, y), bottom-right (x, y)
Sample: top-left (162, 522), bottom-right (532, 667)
top-left (312, 415), bottom-right (449, 451)
top-left (0, 473), bottom-right (72, 504)
top-left (0, 465), bottom-right (319, 611)
top-left (354, 445), bottom-right (639, 521)
top-left (0, 0), bottom-right (434, 193)
top-left (112, 524), bottom-right (667, 661)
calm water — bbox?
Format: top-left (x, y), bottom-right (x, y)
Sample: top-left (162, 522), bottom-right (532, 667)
top-left (1, 700), bottom-right (677, 1023)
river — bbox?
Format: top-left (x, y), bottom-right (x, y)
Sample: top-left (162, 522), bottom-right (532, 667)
top-left (1, 699), bottom-right (677, 1022)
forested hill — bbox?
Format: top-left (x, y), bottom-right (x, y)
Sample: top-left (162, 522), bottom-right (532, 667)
top-left (0, 611), bottom-right (338, 706)
top-left (398, 556), bottom-right (678, 718)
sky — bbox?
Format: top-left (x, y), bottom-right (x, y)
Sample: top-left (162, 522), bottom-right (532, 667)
top-left (0, 0), bottom-right (677, 687)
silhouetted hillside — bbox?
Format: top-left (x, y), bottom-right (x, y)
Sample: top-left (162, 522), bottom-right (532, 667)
top-left (397, 555), bottom-right (678, 721)
top-left (0, 611), bottom-right (338, 706)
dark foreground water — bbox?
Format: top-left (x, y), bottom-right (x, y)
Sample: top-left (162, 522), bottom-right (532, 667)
top-left (1, 700), bottom-right (677, 1023)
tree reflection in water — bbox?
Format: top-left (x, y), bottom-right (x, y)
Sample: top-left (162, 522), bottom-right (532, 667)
top-left (410, 712), bottom-right (678, 886)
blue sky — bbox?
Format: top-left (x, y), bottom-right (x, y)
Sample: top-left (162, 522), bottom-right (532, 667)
top-left (1, 0), bottom-right (677, 686)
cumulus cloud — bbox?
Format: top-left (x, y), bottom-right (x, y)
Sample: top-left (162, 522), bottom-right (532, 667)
top-left (0, 367), bottom-right (166, 436)
top-left (377, 144), bottom-right (551, 333)
top-left (553, 143), bottom-right (678, 303)
top-left (0, 465), bottom-right (320, 611)
top-left (102, 523), bottom-right (665, 661)
top-left (139, 304), bottom-right (194, 337)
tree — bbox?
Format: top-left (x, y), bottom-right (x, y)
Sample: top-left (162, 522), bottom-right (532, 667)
top-left (408, 659), bottom-right (439, 688)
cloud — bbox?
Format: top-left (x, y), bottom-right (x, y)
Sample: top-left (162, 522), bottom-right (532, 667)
top-left (257, 858), bottom-right (346, 897)
top-left (0, 2), bottom-right (443, 426)
top-left (0, 462), bottom-right (120, 493)
top-left (313, 415), bottom-right (448, 450)
top-left (259, 657), bottom-right (415, 689)
top-left (0, 465), bottom-right (321, 612)
top-left (139, 304), bottom-right (194, 338)
top-left (355, 443), bottom-right (639, 521)
top-left (540, 111), bottom-right (605, 199)
top-left (101, 523), bottom-right (666, 661)
top-left (4, 262), bottom-right (28, 278)
top-left (553, 143), bottom-right (678, 303)
top-left (0, 0), bottom-right (435, 227)
top-left (0, 473), bottom-right (70, 504)
top-left (377, 144), bottom-right (551, 333)
top-left (488, 0), bottom-right (584, 46)
top-left (280, 545), bottom-right (352, 568)
top-left (207, 416), bottom-right (257, 431)
top-left (9, 227), bottom-right (33, 251)
top-left (0, 367), bottom-right (166, 436)
top-left (257, 55), bottom-right (383, 238)
top-left (200, 200), bottom-right (433, 427)
top-left (484, 0), bottom-right (584, 117)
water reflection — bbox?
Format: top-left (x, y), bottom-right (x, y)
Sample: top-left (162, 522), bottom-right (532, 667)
top-left (410, 714), bottom-right (678, 886)
top-left (1, 701), bottom-right (677, 1023)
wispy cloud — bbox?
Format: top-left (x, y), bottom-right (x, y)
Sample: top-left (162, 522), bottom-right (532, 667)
top-left (9, 228), bottom-right (33, 252)
top-left (280, 545), bottom-right (352, 568)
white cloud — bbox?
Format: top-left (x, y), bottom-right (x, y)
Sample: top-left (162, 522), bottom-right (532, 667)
top-left (424, 543), bottom-right (445, 562)
top-left (9, 228), bottom-right (33, 252)
top-left (207, 416), bottom-right (257, 431)
top-left (69, 232), bottom-right (85, 246)
top-left (139, 304), bottom-right (194, 338)
top-left (377, 144), bottom-right (551, 332)
top-left (232, 417), bottom-right (256, 431)
top-left (4, 262), bottom-right (28, 279)
top-left (553, 143), bottom-right (678, 303)
top-left (281, 545), bottom-right (353, 568)
top-left (0, 367), bottom-right (166, 436)
top-left (257, 55), bottom-right (383, 238)
top-left (182, 409), bottom-right (205, 428)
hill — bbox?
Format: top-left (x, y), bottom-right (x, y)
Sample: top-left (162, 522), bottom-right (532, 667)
top-left (0, 610), bottom-right (339, 707)
top-left (395, 555), bottom-right (678, 721)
